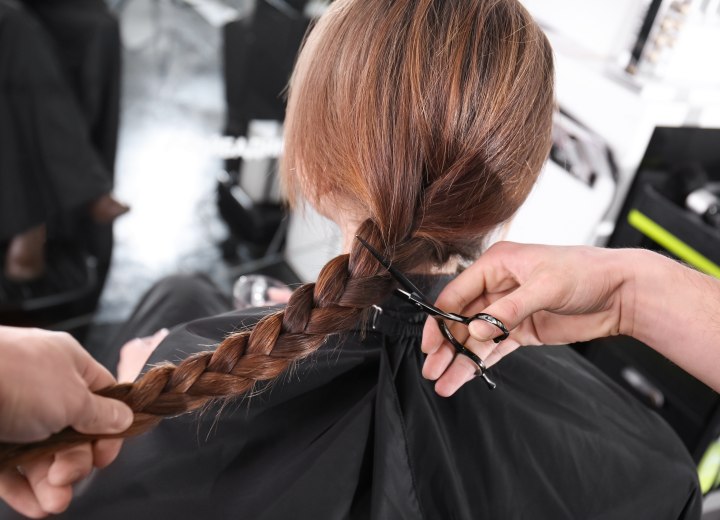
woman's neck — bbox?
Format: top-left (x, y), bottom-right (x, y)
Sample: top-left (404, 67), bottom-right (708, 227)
top-left (340, 229), bottom-right (459, 276)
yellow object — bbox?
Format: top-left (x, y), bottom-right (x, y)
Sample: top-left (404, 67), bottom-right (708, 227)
top-left (628, 209), bottom-right (720, 279)
top-left (698, 439), bottom-right (720, 494)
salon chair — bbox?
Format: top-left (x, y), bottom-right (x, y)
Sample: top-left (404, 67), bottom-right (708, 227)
top-left (217, 0), bottom-right (311, 263)
top-left (0, 226), bottom-right (111, 336)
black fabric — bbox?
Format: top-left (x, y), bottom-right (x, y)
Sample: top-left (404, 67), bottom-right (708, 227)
top-left (0, 275), bottom-right (702, 519)
top-left (91, 274), bottom-right (233, 374)
top-left (0, 0), bottom-right (119, 240)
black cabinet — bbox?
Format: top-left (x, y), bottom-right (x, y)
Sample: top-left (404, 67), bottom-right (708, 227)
top-left (578, 126), bottom-right (720, 462)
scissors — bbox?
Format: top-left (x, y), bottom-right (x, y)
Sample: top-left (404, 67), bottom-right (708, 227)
top-left (356, 236), bottom-right (508, 390)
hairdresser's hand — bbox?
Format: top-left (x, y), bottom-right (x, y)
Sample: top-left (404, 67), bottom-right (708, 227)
top-left (421, 242), bottom-right (634, 397)
top-left (0, 326), bottom-right (133, 517)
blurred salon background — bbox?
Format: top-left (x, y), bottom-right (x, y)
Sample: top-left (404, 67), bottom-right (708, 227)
top-left (1, 0), bottom-right (719, 514)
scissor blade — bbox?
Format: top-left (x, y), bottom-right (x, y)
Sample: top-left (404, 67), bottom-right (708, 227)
top-left (355, 235), bottom-right (427, 298)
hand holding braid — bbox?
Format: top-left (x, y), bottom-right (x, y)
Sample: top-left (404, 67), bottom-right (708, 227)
top-left (0, 224), bottom-right (421, 471)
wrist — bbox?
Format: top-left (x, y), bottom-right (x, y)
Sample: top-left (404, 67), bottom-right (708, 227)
top-left (617, 248), bottom-right (682, 341)
top-left (613, 248), bottom-right (653, 338)
top-left (592, 247), bottom-right (638, 338)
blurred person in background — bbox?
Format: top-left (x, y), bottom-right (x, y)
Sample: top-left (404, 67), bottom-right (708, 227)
top-left (0, 0), bottom-right (127, 283)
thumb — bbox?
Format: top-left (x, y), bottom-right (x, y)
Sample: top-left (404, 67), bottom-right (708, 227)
top-left (467, 281), bottom-right (550, 344)
top-left (72, 394), bottom-right (134, 435)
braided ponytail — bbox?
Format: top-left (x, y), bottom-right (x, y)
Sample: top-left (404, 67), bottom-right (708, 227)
top-left (0, 222), bottom-right (428, 470)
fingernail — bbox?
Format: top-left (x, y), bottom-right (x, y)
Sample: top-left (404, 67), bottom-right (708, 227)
top-left (468, 320), bottom-right (497, 341)
top-left (422, 342), bottom-right (440, 355)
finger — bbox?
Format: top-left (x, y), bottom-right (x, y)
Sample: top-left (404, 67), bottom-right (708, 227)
top-left (434, 354), bottom-right (478, 397)
top-left (47, 444), bottom-right (93, 487)
top-left (92, 439), bottom-right (124, 469)
top-left (422, 340), bottom-right (456, 380)
top-left (118, 334), bottom-right (160, 383)
top-left (422, 313), bottom-right (473, 352)
top-left (25, 456), bottom-right (72, 515)
top-left (432, 335), bottom-right (520, 396)
top-left (267, 287), bottom-right (293, 304)
top-left (152, 328), bottom-right (169, 339)
top-left (148, 328), bottom-right (169, 348)
top-left (62, 333), bottom-right (133, 433)
top-left (422, 317), bottom-right (474, 380)
top-left (432, 242), bottom-right (522, 316)
top-left (423, 289), bottom-right (497, 371)
top-left (467, 280), bottom-right (552, 345)
top-left (0, 470), bottom-right (47, 518)
top-left (461, 332), bottom-right (522, 368)
top-left (423, 312), bottom-right (471, 352)
top-left (71, 393), bottom-right (133, 436)
top-left (459, 334), bottom-right (497, 364)
top-left (483, 339), bottom-right (522, 368)
top-left (421, 316), bottom-right (444, 355)
top-left (63, 335), bottom-right (118, 392)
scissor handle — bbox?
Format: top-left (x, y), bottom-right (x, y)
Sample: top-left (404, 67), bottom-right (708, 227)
top-left (458, 344), bottom-right (497, 390)
top-left (438, 321), bottom-right (496, 390)
top-left (465, 313), bottom-right (510, 343)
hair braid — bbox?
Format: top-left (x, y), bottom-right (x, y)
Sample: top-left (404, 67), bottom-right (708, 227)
top-left (0, 224), bottom-right (408, 470)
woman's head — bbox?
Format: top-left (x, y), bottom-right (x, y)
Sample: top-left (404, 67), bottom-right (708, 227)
top-left (284, 0), bottom-right (554, 268)
top-left (0, 0), bottom-right (555, 467)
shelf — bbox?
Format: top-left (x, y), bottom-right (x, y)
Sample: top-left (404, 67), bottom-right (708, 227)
top-left (627, 183), bottom-right (720, 277)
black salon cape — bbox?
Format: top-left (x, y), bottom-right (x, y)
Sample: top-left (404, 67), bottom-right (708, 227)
top-left (9, 279), bottom-right (702, 519)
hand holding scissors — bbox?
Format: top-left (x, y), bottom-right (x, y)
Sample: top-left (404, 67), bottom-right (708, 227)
top-left (421, 241), bottom-right (638, 397)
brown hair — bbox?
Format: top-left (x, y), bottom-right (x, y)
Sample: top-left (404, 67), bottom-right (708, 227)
top-left (0, 0), bottom-right (554, 468)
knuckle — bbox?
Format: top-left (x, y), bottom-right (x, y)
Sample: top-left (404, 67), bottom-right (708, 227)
top-left (489, 240), bottom-right (515, 255)
top-left (491, 241), bottom-right (509, 253)
top-left (438, 286), bottom-right (469, 312)
top-left (502, 297), bottom-right (523, 323)
top-left (52, 331), bottom-right (74, 345)
top-left (57, 331), bottom-right (73, 341)
top-left (457, 354), bottom-right (478, 375)
top-left (74, 393), bottom-right (97, 428)
top-left (533, 271), bottom-right (555, 289)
